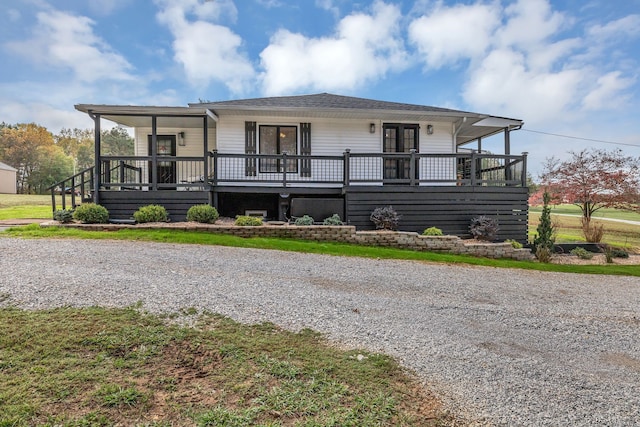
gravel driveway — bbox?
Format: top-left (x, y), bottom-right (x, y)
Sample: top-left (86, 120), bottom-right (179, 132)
top-left (1, 237), bottom-right (639, 426)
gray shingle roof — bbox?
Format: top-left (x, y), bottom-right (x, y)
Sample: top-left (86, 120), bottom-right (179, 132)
top-left (195, 93), bottom-right (473, 114)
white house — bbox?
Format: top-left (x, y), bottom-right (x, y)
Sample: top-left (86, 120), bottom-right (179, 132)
top-left (69, 93), bottom-right (529, 240)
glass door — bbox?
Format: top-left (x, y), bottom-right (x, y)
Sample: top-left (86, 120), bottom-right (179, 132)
top-left (148, 135), bottom-right (177, 186)
top-left (383, 124), bottom-right (419, 182)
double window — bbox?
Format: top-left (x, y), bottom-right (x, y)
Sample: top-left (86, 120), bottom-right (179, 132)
top-left (259, 125), bottom-right (298, 173)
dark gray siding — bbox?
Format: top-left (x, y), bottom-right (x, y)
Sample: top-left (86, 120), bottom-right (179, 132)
top-left (100, 190), bottom-right (209, 221)
top-left (346, 186), bottom-right (528, 241)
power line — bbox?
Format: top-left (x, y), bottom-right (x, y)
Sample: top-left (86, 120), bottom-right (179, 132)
top-left (521, 129), bottom-right (640, 148)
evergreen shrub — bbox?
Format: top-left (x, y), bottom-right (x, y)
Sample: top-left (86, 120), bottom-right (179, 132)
top-left (73, 203), bottom-right (109, 224)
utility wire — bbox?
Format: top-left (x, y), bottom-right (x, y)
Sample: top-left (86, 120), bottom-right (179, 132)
top-left (521, 129), bottom-right (640, 148)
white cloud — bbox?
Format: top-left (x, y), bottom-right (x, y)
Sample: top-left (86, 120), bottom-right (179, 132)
top-left (155, 0), bottom-right (254, 93)
top-left (408, 2), bottom-right (501, 68)
top-left (587, 14), bottom-right (640, 40)
top-left (315, 0), bottom-right (340, 18)
top-left (464, 49), bottom-right (583, 122)
top-left (407, 0), bottom-right (638, 126)
top-left (494, 0), bottom-right (567, 49)
top-left (5, 10), bottom-right (133, 83)
top-left (582, 71), bottom-right (635, 111)
top-left (259, 1), bottom-right (409, 95)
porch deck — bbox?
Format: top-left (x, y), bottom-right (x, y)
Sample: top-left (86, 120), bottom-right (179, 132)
top-left (50, 151), bottom-right (529, 241)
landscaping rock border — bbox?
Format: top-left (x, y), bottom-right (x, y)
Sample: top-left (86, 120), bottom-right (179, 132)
top-left (41, 221), bottom-right (535, 261)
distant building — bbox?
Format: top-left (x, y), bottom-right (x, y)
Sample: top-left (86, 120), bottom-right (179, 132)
top-left (0, 161), bottom-right (17, 194)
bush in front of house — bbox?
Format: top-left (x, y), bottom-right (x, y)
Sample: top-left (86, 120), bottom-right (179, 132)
top-left (235, 215), bottom-right (263, 226)
top-left (73, 203), bottom-right (109, 224)
top-left (469, 216), bottom-right (499, 241)
top-left (422, 227), bottom-right (443, 236)
top-left (294, 215), bottom-right (314, 226)
top-left (612, 248), bottom-right (629, 258)
top-left (570, 247), bottom-right (594, 260)
top-left (187, 204), bottom-right (219, 224)
top-left (370, 206), bottom-right (401, 231)
top-left (133, 204), bottom-right (168, 223)
top-left (322, 214), bottom-right (343, 225)
top-left (53, 209), bottom-right (74, 223)
top-left (505, 239), bottom-right (523, 249)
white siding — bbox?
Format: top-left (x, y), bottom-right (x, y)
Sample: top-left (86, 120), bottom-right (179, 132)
top-left (418, 121), bottom-right (456, 183)
top-left (132, 127), bottom-right (216, 184)
top-left (132, 116), bottom-right (458, 184)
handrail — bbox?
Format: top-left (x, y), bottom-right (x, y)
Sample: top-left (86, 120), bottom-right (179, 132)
top-left (47, 166), bottom-right (94, 213)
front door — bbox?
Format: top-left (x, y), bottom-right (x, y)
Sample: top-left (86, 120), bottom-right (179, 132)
top-left (148, 135), bottom-right (176, 186)
top-left (383, 124), bottom-right (419, 182)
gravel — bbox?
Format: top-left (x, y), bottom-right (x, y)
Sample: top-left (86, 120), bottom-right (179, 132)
top-left (1, 237), bottom-right (639, 426)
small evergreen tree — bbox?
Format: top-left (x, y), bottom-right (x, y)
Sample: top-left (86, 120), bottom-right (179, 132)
top-left (533, 190), bottom-right (555, 254)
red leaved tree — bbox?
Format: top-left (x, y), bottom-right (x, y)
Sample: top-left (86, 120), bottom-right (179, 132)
top-left (540, 148), bottom-right (640, 225)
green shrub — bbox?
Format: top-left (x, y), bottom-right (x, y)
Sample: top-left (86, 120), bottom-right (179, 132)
top-left (505, 239), bottom-right (523, 249)
top-left (612, 249), bottom-right (629, 258)
top-left (370, 206), bottom-right (401, 230)
top-left (422, 227), bottom-right (443, 236)
top-left (53, 209), bottom-right (74, 223)
top-left (535, 246), bottom-right (553, 263)
top-left (186, 204), bottom-right (219, 223)
top-left (73, 203), bottom-right (109, 224)
top-left (294, 215), bottom-right (314, 226)
top-left (235, 215), bottom-right (263, 226)
top-left (570, 247), bottom-right (594, 260)
top-left (469, 216), bottom-right (499, 241)
top-left (133, 204), bottom-right (168, 223)
top-left (322, 214), bottom-right (343, 225)
top-left (532, 190), bottom-right (555, 256)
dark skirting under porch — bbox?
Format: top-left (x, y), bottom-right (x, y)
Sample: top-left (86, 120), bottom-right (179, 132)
top-left (100, 190), bottom-right (209, 222)
top-left (345, 185), bottom-right (529, 241)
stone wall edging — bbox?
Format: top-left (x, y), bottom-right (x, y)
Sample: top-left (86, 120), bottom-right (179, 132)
top-left (43, 222), bottom-right (534, 261)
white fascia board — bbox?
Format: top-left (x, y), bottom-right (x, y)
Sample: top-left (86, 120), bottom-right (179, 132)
top-left (472, 117), bottom-right (523, 128)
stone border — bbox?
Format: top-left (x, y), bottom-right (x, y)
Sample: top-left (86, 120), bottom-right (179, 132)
top-left (42, 221), bottom-right (534, 261)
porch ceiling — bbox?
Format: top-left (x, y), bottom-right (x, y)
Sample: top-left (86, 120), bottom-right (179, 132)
top-left (74, 105), bottom-right (217, 129)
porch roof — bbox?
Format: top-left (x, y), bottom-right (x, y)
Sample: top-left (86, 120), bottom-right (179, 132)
top-left (74, 105), bottom-right (217, 128)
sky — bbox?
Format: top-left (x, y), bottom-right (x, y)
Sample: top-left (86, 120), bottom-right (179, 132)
top-left (1, 0), bottom-right (639, 176)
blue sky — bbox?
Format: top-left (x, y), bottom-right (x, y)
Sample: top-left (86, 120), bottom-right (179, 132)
top-left (1, 0), bottom-right (639, 175)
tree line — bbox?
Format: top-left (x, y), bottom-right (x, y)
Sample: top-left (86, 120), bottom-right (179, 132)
top-left (0, 123), bottom-right (133, 194)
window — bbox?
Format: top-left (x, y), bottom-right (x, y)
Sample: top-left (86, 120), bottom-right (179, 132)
top-left (259, 125), bottom-right (298, 173)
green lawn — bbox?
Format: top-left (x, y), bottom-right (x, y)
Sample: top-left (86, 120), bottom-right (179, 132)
top-left (0, 194), bottom-right (67, 220)
top-left (529, 212), bottom-right (640, 251)
top-left (530, 204), bottom-right (640, 222)
top-left (5, 224), bottom-right (640, 277)
top-left (0, 306), bottom-right (445, 426)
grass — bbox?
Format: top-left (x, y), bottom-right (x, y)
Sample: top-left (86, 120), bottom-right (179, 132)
top-left (0, 306), bottom-right (445, 426)
top-left (4, 224), bottom-right (640, 276)
top-left (529, 212), bottom-right (640, 251)
top-left (0, 194), bottom-right (71, 220)
top-left (529, 204), bottom-right (640, 222)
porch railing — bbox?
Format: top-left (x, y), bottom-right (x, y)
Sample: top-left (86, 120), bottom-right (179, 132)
top-left (91, 151), bottom-right (527, 189)
top-left (47, 166), bottom-right (94, 212)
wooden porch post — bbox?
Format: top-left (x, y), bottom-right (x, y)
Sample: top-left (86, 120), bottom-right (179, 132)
top-left (343, 149), bottom-right (350, 186)
top-left (202, 116), bottom-right (209, 188)
top-left (504, 128), bottom-right (512, 182)
top-left (504, 128), bottom-right (510, 155)
top-left (151, 116), bottom-right (157, 191)
top-left (90, 112), bottom-right (101, 205)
